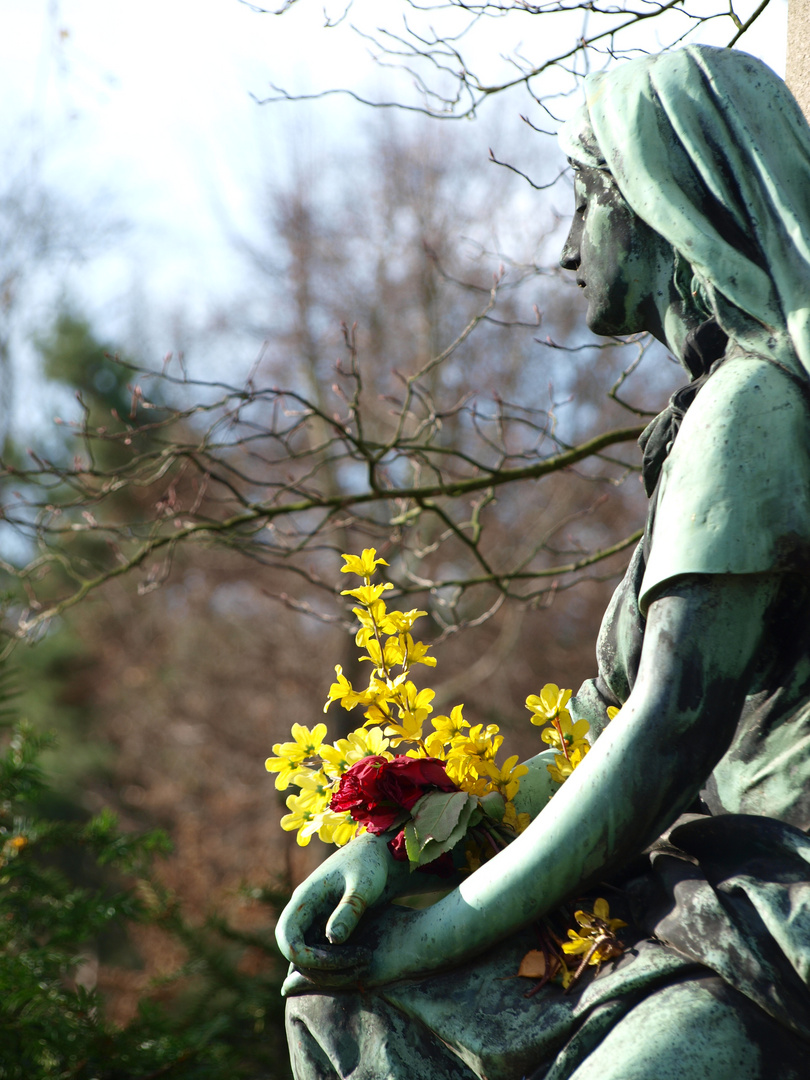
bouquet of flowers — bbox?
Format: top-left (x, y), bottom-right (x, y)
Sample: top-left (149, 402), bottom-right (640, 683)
top-left (265, 549), bottom-right (593, 874)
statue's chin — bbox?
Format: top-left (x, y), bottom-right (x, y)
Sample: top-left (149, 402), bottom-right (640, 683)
top-left (586, 310), bottom-right (629, 336)
top-left (585, 298), bottom-right (645, 338)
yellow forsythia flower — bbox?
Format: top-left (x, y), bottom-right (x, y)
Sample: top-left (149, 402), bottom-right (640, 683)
top-left (502, 801), bottom-right (531, 834)
top-left (323, 665), bottom-right (369, 713)
top-left (384, 608), bottom-right (427, 633)
top-left (340, 583), bottom-right (394, 605)
top-left (430, 704), bottom-right (469, 741)
top-left (459, 723), bottom-right (503, 761)
top-left (346, 725), bottom-right (391, 759)
top-left (525, 684), bottom-right (573, 725)
top-left (562, 898), bottom-right (627, 965)
top-left (340, 549), bottom-right (389, 577)
top-left (265, 723), bottom-right (328, 790)
top-left (399, 633), bottom-right (437, 668)
top-left (540, 712), bottom-right (590, 756)
top-left (280, 789), bottom-right (326, 844)
top-left (546, 743), bottom-right (589, 785)
top-left (483, 754), bottom-right (529, 801)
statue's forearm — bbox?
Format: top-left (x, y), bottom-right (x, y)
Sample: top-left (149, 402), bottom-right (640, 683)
top-left (512, 750), bottom-right (559, 817)
top-left (367, 705), bottom-right (700, 979)
top-left (363, 575), bottom-right (778, 984)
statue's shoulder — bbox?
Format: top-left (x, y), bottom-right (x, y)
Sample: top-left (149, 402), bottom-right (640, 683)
top-left (640, 349), bottom-right (810, 604)
top-left (685, 351), bottom-right (810, 443)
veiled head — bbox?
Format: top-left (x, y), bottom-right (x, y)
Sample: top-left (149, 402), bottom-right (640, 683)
top-left (558, 46), bottom-right (810, 375)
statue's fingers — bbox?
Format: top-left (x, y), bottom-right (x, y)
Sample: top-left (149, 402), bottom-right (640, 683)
top-left (282, 962), bottom-right (368, 997)
top-left (274, 898), bottom-right (311, 962)
top-left (281, 966), bottom-right (318, 997)
top-left (325, 889), bottom-right (369, 944)
top-left (281, 943), bottom-right (372, 993)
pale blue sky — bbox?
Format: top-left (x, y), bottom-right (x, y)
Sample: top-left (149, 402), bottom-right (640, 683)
top-left (0, 1), bottom-right (791, 353)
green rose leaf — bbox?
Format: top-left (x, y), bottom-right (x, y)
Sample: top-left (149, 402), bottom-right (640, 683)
top-left (405, 790), bottom-right (479, 869)
top-left (403, 820), bottom-right (422, 866)
top-left (410, 789), bottom-right (474, 847)
top-left (478, 791), bottom-right (506, 822)
top-left (416, 804), bottom-right (478, 867)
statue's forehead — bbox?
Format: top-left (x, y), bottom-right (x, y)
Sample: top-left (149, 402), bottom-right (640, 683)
top-left (558, 101), bottom-right (604, 169)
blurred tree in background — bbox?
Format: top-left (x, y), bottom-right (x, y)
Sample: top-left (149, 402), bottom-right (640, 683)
top-left (254, 0), bottom-right (774, 119)
top-left (0, 1), bottom-right (780, 1074)
top-left (0, 122), bottom-right (661, 1074)
top-left (0, 711), bottom-right (289, 1078)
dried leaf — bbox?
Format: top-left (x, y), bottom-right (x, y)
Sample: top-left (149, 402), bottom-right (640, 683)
top-left (517, 949), bottom-right (560, 980)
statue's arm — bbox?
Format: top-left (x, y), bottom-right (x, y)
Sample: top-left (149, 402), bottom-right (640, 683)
top-left (511, 749), bottom-right (560, 815)
top-left (283, 573), bottom-right (778, 988)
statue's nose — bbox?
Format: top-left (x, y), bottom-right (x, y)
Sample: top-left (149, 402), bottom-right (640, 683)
top-left (560, 218), bottom-right (582, 271)
top-left (560, 242), bottom-right (579, 271)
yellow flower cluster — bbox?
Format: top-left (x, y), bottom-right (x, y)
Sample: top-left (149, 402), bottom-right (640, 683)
top-left (265, 549), bottom-right (530, 848)
top-left (525, 683), bottom-right (592, 785)
top-left (561, 897), bottom-right (627, 971)
top-left (264, 721), bottom-right (384, 846)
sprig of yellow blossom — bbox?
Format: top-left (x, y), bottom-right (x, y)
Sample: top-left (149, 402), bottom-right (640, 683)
top-left (560, 897), bottom-right (628, 986)
top-left (514, 695), bottom-right (626, 991)
top-left (524, 687), bottom-right (622, 786)
top-left (525, 683), bottom-right (594, 786)
top-left (265, 549), bottom-right (530, 849)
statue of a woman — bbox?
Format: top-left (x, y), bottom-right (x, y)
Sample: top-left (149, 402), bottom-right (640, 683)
top-left (276, 46), bottom-right (810, 1079)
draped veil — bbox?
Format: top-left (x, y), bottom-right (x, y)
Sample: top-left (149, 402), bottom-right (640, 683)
top-left (559, 47), bottom-right (810, 604)
top-left (559, 46), bottom-right (810, 379)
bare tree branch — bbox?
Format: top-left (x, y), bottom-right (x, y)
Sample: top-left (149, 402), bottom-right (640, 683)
top-left (248, 1), bottom-right (774, 120)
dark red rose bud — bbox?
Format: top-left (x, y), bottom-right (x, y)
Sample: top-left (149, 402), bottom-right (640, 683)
top-left (387, 829), bottom-right (408, 862)
top-left (376, 756), bottom-right (457, 812)
top-left (329, 754), bottom-right (458, 835)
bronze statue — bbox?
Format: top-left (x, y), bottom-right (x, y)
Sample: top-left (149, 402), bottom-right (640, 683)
top-left (276, 46), bottom-right (810, 1078)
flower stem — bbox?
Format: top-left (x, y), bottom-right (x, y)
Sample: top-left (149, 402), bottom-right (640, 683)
top-left (553, 716), bottom-right (570, 763)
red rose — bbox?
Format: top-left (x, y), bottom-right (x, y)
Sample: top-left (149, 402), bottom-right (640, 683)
top-left (330, 755), bottom-right (458, 834)
top-left (376, 756), bottom-right (457, 811)
top-left (329, 756), bottom-right (399, 832)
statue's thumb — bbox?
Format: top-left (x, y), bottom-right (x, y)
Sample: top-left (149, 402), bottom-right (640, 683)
top-left (326, 890), bottom-right (367, 944)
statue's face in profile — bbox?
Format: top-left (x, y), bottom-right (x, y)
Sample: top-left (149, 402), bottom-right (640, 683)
top-left (560, 164), bottom-right (673, 338)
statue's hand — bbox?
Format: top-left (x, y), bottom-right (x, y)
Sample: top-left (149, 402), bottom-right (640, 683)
top-left (275, 831), bottom-right (397, 989)
top-left (280, 893), bottom-right (439, 995)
